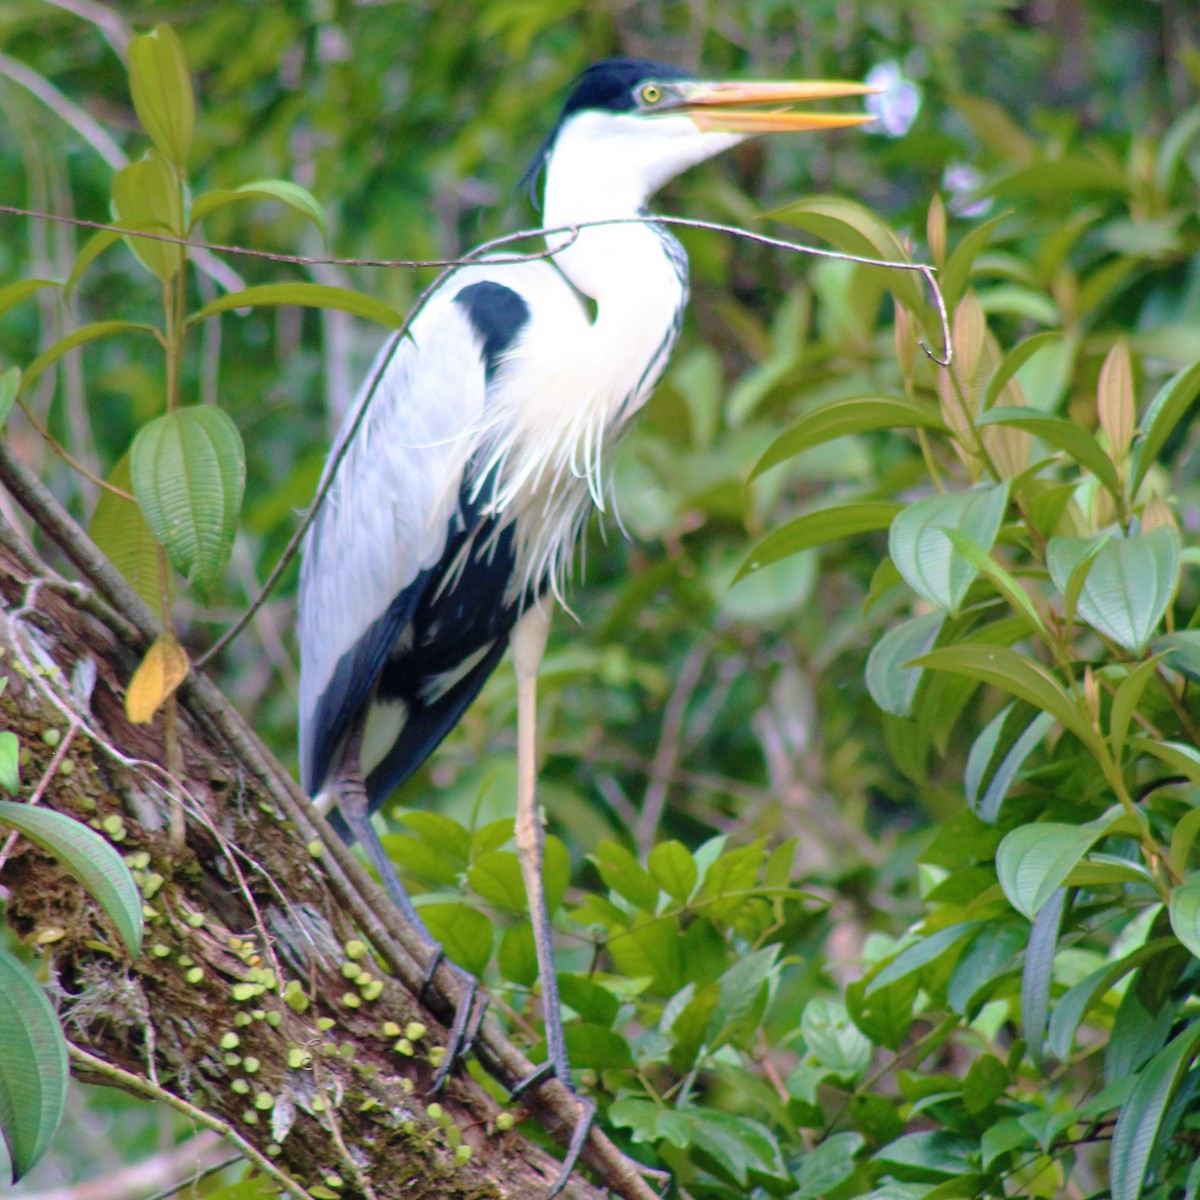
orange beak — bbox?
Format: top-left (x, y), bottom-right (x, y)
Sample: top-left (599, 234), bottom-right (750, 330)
top-left (671, 79), bottom-right (880, 133)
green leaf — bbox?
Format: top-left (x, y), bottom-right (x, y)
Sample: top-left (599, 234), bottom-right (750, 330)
top-left (941, 213), bottom-right (1012, 311)
top-left (1132, 361), bottom-right (1200, 495)
top-left (1169, 877), bottom-right (1200, 960)
top-left (0, 946), bottom-right (68, 1182)
top-left (647, 840), bottom-right (697, 902)
top-left (912, 644), bottom-right (1101, 753)
top-left (562, 1023), bottom-right (633, 1069)
top-left (1048, 528), bottom-right (1180, 653)
top-left (675, 1110), bottom-right (785, 1186)
top-left (976, 407), bottom-right (1122, 499)
top-left (1152, 631), bottom-right (1200, 683)
top-left (89, 453), bottom-right (164, 613)
top-left (708, 946), bottom-right (779, 1051)
top-left (1169, 806), bottom-right (1200, 879)
top-left (65, 229), bottom-right (124, 295)
top-left (542, 835), bottom-right (570, 916)
top-left (592, 840), bottom-right (659, 912)
top-left (497, 922), bottom-right (537, 987)
top-left (417, 903), bottom-right (491, 978)
top-left (187, 283), bottom-right (402, 329)
top-left (874, 1131), bottom-right (977, 1179)
top-left (557, 973), bottom-right (619, 1027)
top-left (0, 280), bottom-right (57, 322)
top-left (1021, 887), bottom-right (1067, 1068)
top-left (190, 180), bottom-right (326, 238)
top-left (0, 803), bottom-right (143, 957)
top-left (792, 1132), bottom-right (864, 1199)
top-left (996, 807), bottom-right (1133, 920)
top-left (865, 923), bottom-right (981, 995)
top-left (770, 196), bottom-right (924, 311)
top-left (606, 915), bottom-right (682, 995)
top-left (0, 734), bottom-right (18, 795)
top-left (801, 996), bottom-right (872, 1076)
top-left (888, 483), bottom-right (1009, 614)
top-left (965, 706), bottom-right (1056, 823)
top-left (127, 25), bottom-right (195, 166)
top-left (736, 502), bottom-right (901, 580)
top-left (21, 322), bottom-right (157, 395)
top-left (696, 842), bottom-right (765, 922)
top-left (130, 407), bottom-right (246, 595)
top-left (398, 811), bottom-right (470, 869)
top-left (112, 152), bottom-right (185, 281)
top-left (0, 368), bottom-right (20, 432)
top-left (1111, 656), bottom-right (1167, 762)
top-left (751, 394), bottom-right (945, 478)
top-left (940, 527), bottom-right (1046, 635)
top-left (467, 850), bottom-right (527, 913)
top-left (866, 611), bottom-right (945, 717)
top-left (1048, 939), bottom-right (1177, 1062)
top-left (1110, 1022), bottom-right (1200, 1200)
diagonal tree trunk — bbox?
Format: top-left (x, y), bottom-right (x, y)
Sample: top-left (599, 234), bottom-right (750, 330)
top-left (0, 444), bottom-right (655, 1200)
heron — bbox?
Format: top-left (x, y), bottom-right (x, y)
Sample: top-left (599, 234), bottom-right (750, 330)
top-left (297, 57), bottom-right (874, 1192)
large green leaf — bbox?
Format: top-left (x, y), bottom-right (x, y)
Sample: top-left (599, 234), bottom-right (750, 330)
top-left (190, 180), bottom-right (326, 237)
top-left (751, 395), bottom-right (945, 478)
top-left (0, 803), bottom-right (143, 957)
top-left (187, 283), bottom-right (402, 329)
top-left (127, 24), bottom-right (195, 167)
top-left (647, 841), bottom-right (697, 903)
top-left (996, 806), bottom-right (1133, 920)
top-left (866, 610), bottom-right (945, 718)
top-left (975, 407), bottom-right (1122, 498)
top-left (417, 903), bottom-right (492, 978)
top-left (1047, 527), bottom-right (1180, 653)
top-left (1110, 1022), bottom-right (1200, 1200)
top-left (912, 644), bottom-right (1101, 753)
top-left (888, 483), bottom-right (1009, 614)
top-left (0, 947), bottom-right (68, 1183)
top-left (1132, 361), bottom-right (1200, 494)
top-left (89, 453), bottom-right (164, 613)
top-left (130, 406), bottom-right (246, 595)
top-left (737, 503), bottom-right (900, 580)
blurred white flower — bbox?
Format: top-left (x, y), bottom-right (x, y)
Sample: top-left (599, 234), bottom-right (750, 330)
top-left (864, 61), bottom-right (921, 138)
top-left (943, 163), bottom-right (992, 218)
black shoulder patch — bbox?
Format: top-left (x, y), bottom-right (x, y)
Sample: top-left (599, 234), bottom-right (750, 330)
top-left (454, 281), bottom-right (530, 377)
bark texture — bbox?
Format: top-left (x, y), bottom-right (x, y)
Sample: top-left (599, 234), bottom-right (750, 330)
top-left (0, 521), bottom-right (636, 1200)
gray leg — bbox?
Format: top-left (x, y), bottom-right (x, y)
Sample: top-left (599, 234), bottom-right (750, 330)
top-left (333, 724), bottom-right (482, 1088)
top-left (510, 605), bottom-right (595, 1197)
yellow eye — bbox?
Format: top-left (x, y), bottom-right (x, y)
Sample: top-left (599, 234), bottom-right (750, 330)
top-left (640, 84), bottom-right (661, 105)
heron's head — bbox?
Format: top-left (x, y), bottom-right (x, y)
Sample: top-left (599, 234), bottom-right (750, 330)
top-left (525, 58), bottom-right (877, 215)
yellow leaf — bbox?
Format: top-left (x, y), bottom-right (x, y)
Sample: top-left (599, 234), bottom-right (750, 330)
top-left (126, 633), bottom-right (189, 724)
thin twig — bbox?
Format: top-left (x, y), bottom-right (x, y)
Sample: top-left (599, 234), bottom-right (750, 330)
top-left (66, 1044), bottom-right (312, 1200)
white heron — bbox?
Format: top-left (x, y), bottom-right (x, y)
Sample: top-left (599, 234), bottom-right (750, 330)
top-left (297, 58), bottom-right (873, 1192)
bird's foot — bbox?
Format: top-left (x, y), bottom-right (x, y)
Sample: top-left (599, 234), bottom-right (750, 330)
top-left (428, 966), bottom-right (489, 1093)
top-left (511, 1062), bottom-right (596, 1199)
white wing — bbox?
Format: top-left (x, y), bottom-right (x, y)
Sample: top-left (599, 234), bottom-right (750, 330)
top-left (297, 290), bottom-right (487, 791)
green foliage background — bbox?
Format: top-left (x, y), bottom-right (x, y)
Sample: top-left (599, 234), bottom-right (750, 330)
top-left (3, 1), bottom-right (1200, 1197)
